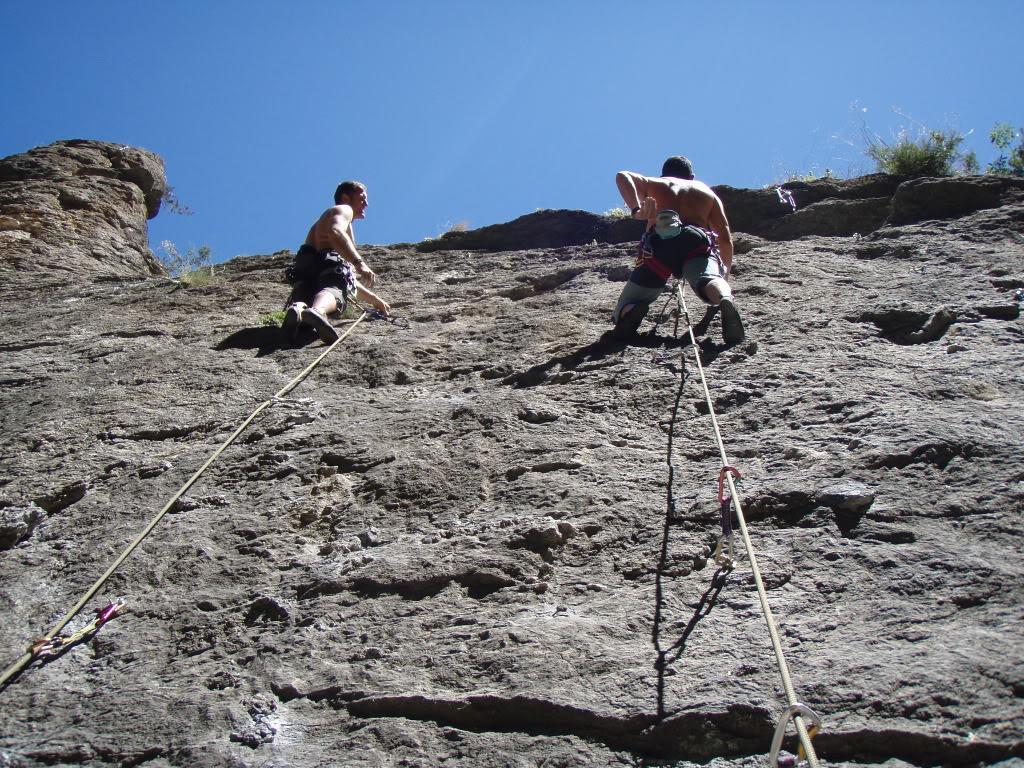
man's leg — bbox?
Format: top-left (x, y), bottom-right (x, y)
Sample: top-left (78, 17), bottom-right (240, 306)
top-left (686, 261), bottom-right (745, 344)
top-left (301, 289), bottom-right (341, 343)
top-left (612, 278), bottom-right (661, 338)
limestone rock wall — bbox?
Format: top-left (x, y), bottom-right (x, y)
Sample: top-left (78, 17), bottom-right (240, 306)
top-left (0, 140), bottom-right (167, 277)
top-left (0, 144), bottom-right (1022, 767)
top-left (420, 173), bottom-right (1024, 252)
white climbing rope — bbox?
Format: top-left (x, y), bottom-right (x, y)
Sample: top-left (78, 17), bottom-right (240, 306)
top-left (0, 312), bottom-right (369, 690)
top-left (669, 283), bottom-right (822, 767)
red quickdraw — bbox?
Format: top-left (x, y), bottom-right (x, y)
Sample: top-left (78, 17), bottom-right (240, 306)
top-left (27, 600), bottom-right (126, 661)
top-left (717, 465), bottom-right (741, 505)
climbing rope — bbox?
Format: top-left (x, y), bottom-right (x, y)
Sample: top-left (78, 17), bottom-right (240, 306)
top-left (0, 312), bottom-right (370, 690)
top-left (664, 283), bottom-right (822, 768)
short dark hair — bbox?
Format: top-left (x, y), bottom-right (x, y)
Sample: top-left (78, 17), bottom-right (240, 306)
top-left (661, 156), bottom-right (694, 180)
top-left (334, 180), bottom-right (366, 204)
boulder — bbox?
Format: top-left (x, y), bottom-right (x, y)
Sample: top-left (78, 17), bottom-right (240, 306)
top-left (889, 174), bottom-right (1024, 225)
top-left (0, 139), bottom-right (167, 277)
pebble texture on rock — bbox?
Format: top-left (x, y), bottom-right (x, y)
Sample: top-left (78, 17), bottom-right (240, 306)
top-left (0, 142), bottom-right (1022, 767)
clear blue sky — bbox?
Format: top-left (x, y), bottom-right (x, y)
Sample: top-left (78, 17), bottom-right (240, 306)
top-left (2, 2), bottom-right (1021, 262)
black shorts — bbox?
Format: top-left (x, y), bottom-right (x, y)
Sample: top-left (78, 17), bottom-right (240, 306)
top-left (285, 245), bottom-right (355, 310)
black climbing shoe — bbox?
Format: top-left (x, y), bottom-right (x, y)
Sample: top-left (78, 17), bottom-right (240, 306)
top-left (282, 302), bottom-right (305, 344)
top-left (612, 303), bottom-right (650, 339)
top-left (719, 298), bottom-right (745, 344)
top-left (301, 306), bottom-right (340, 344)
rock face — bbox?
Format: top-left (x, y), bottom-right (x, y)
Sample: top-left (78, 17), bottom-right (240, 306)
top-left (0, 139), bottom-right (167, 277)
top-left (422, 173), bottom-right (1024, 251)
top-left (0, 144), bottom-right (1022, 767)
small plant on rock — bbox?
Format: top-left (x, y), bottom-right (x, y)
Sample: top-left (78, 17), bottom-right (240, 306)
top-left (864, 126), bottom-right (970, 177)
top-left (602, 206), bottom-right (631, 219)
top-left (159, 240), bottom-right (214, 285)
top-left (260, 310), bottom-right (287, 327)
top-left (161, 186), bottom-right (193, 216)
top-left (779, 167), bottom-right (840, 184)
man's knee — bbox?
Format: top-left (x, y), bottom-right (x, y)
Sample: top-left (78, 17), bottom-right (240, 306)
top-left (312, 290), bottom-right (338, 314)
top-left (699, 277), bottom-right (731, 305)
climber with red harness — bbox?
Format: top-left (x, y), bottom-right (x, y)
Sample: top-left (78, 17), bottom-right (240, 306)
top-left (612, 156), bottom-right (745, 345)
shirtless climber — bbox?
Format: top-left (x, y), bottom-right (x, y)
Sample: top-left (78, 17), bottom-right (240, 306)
top-left (282, 181), bottom-right (390, 344)
top-left (612, 156), bottom-right (744, 344)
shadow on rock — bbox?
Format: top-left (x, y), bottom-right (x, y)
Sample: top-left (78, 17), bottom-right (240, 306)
top-left (503, 335), bottom-right (628, 388)
top-left (502, 307), bottom-right (722, 389)
top-left (216, 326), bottom-right (315, 357)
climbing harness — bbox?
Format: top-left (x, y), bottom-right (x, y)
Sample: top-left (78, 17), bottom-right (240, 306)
top-left (0, 312), bottom-right (371, 690)
top-left (660, 281), bottom-right (822, 767)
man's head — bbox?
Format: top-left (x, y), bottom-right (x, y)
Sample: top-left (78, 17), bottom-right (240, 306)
top-left (335, 180), bottom-right (368, 218)
top-left (661, 156), bottom-right (694, 180)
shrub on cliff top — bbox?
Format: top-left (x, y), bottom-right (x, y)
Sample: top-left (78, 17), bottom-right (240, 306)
top-left (865, 127), bottom-right (969, 177)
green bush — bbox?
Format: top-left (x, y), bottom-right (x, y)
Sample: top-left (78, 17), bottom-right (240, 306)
top-left (865, 127), bottom-right (969, 177)
top-left (988, 123), bottom-right (1024, 175)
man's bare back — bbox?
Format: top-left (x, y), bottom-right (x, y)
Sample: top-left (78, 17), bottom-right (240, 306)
top-left (305, 205), bottom-right (356, 253)
top-left (616, 172), bottom-right (733, 269)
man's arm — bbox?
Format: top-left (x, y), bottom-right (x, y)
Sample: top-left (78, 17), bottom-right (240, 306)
top-left (616, 171), bottom-right (655, 219)
top-left (326, 206), bottom-right (375, 286)
top-left (707, 195), bottom-right (734, 273)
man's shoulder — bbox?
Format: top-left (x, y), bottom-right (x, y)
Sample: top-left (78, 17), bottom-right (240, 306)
top-left (320, 204), bottom-right (354, 221)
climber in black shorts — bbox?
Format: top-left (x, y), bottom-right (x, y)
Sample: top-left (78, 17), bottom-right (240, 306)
top-left (282, 181), bottom-right (390, 344)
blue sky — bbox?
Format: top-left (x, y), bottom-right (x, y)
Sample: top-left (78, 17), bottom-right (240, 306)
top-left (2, 2), bottom-right (1021, 262)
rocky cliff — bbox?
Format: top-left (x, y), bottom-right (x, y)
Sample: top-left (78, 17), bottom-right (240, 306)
top-left (0, 141), bottom-right (1022, 768)
top-left (0, 140), bottom-right (166, 277)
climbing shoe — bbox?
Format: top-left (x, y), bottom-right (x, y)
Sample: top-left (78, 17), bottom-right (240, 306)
top-left (719, 298), bottom-right (745, 344)
top-left (282, 302), bottom-right (306, 344)
top-left (301, 306), bottom-right (340, 344)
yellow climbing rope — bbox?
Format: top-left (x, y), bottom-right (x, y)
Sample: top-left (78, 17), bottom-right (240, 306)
top-left (0, 312), bottom-right (369, 690)
top-left (670, 284), bottom-right (821, 768)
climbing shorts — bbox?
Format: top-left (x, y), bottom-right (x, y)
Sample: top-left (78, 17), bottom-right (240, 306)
top-left (284, 245), bottom-right (355, 312)
top-left (680, 249), bottom-right (728, 304)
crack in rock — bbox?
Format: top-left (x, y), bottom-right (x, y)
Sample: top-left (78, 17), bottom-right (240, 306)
top-left (866, 440), bottom-right (975, 470)
top-left (100, 421), bottom-right (221, 442)
top-left (340, 693), bottom-right (771, 761)
top-left (505, 460), bottom-right (583, 481)
top-left (497, 268), bottom-right (587, 300)
top-left (855, 307), bottom-right (958, 345)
